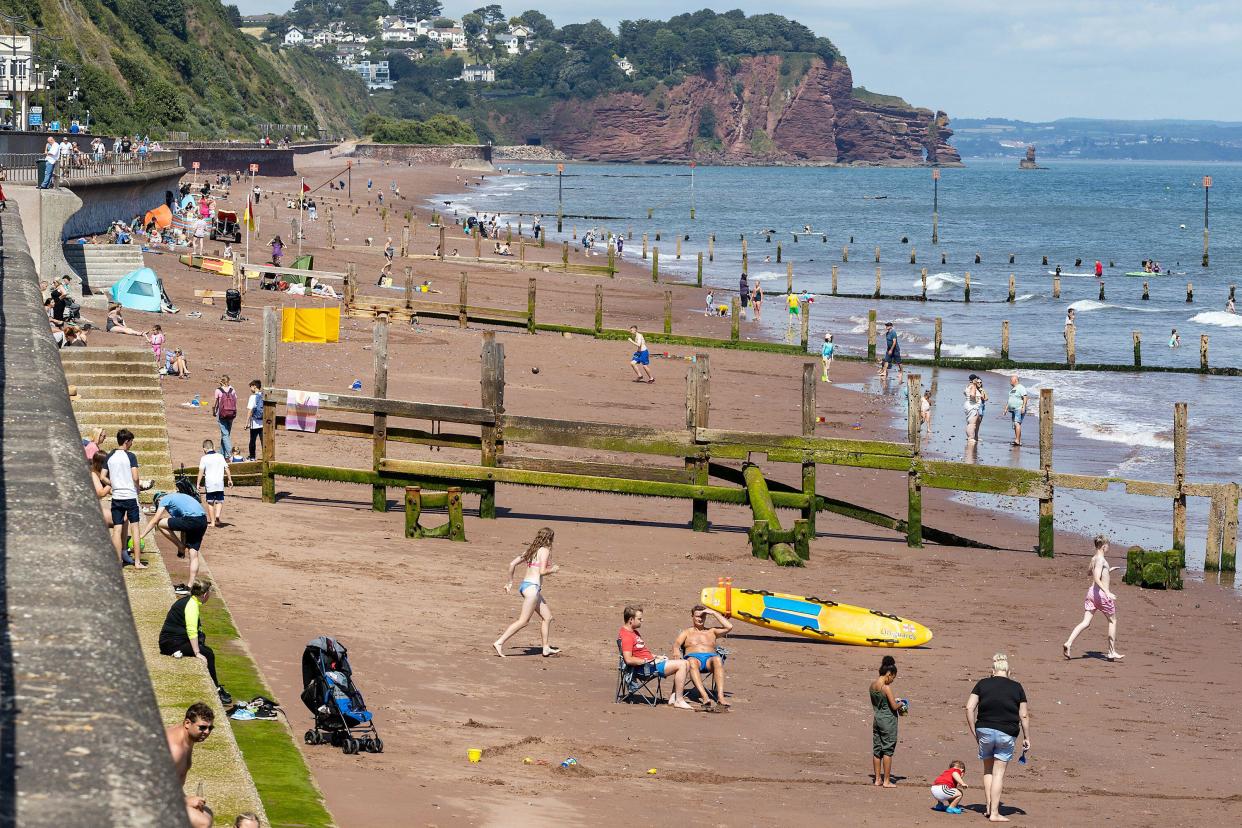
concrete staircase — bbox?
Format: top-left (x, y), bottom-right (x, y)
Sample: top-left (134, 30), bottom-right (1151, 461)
top-left (63, 243), bottom-right (145, 299)
top-left (61, 346), bottom-right (175, 501)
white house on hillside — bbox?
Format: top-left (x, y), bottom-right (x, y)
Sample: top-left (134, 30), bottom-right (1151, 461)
top-left (494, 24), bottom-right (534, 55)
top-left (427, 25), bottom-right (467, 51)
top-left (283, 27), bottom-right (306, 46)
top-left (348, 60), bottom-right (393, 90)
top-left (616, 57), bottom-right (635, 76)
top-left (460, 64), bottom-right (495, 83)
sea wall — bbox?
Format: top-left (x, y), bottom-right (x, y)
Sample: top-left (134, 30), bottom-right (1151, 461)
top-left (353, 143), bottom-right (493, 166)
top-left (0, 201), bottom-right (189, 826)
top-left (174, 147), bottom-right (296, 176)
top-left (64, 166), bottom-right (187, 238)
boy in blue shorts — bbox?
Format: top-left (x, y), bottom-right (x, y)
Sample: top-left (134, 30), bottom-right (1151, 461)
top-left (628, 325), bottom-right (653, 383)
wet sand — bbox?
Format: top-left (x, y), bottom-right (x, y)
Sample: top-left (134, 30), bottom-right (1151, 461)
top-left (102, 152), bottom-right (1242, 826)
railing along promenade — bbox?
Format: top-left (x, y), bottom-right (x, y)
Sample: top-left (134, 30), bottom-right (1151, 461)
top-left (0, 202), bottom-right (186, 823)
top-left (0, 150), bottom-right (181, 185)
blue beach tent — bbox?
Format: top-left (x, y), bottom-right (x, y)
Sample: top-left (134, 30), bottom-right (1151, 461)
top-left (109, 267), bottom-right (164, 313)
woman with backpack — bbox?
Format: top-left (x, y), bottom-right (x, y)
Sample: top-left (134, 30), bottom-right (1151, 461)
top-left (212, 375), bottom-right (238, 459)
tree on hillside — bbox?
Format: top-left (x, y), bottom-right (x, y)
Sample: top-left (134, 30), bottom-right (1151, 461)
top-left (514, 10), bottom-right (555, 39)
top-left (473, 4), bottom-right (506, 26)
top-left (462, 12), bottom-right (484, 42)
top-left (394, 0), bottom-right (442, 19)
top-left (649, 28), bottom-right (684, 76)
top-left (558, 20), bottom-right (616, 53)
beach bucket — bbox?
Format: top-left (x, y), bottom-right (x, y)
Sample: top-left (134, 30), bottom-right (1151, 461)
top-left (467, 748), bottom-right (482, 763)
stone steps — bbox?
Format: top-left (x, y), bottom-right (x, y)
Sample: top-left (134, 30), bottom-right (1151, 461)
top-left (64, 361), bottom-right (159, 378)
top-left (61, 348), bottom-right (155, 364)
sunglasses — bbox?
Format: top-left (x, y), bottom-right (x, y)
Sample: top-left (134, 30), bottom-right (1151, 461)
top-left (195, 724), bottom-right (215, 733)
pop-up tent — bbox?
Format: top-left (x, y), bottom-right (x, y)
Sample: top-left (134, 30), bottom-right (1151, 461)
top-left (144, 204), bottom-right (173, 230)
top-left (109, 267), bottom-right (164, 313)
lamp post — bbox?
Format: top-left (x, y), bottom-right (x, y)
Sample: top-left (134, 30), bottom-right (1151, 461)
top-left (689, 160), bottom-right (696, 220)
top-left (556, 161), bottom-right (564, 233)
top-left (1202, 175), bottom-right (1211, 268)
top-left (931, 168), bottom-right (940, 244)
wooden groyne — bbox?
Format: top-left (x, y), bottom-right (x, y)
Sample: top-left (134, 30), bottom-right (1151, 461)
top-left (248, 310), bottom-right (1238, 573)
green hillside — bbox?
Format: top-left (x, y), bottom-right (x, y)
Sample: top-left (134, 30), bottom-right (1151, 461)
top-left (2, 0), bottom-right (372, 137)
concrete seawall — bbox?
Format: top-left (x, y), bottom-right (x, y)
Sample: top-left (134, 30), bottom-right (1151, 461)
top-left (64, 166), bottom-right (187, 238)
top-left (0, 201), bottom-right (189, 826)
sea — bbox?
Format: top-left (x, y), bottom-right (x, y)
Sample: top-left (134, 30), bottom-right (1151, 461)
top-left (435, 159), bottom-right (1242, 584)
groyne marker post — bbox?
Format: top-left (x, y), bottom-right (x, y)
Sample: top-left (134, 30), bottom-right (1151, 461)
top-left (642, 233), bottom-right (648, 259)
top-left (1142, 281), bottom-right (1149, 301)
top-left (438, 226), bottom-right (446, 260)
top-left (696, 252), bottom-right (703, 287)
top-left (799, 300), bottom-right (810, 352)
top-left (480, 332), bottom-right (505, 520)
top-left (371, 320), bottom-right (389, 512)
top-left (1223, 482), bottom-right (1239, 572)
top-left (867, 310), bottom-right (877, 361)
top-left (874, 267), bottom-right (882, 299)
top-left (403, 266), bottom-right (413, 308)
top-left (931, 168), bottom-right (939, 244)
top-left (708, 235), bottom-right (714, 261)
top-left (742, 238), bottom-right (749, 273)
top-left (1187, 282), bottom-right (1193, 303)
top-left (1202, 175), bottom-right (1211, 268)
top-left (1038, 388), bottom-right (1054, 557)
top-left (1053, 275), bottom-right (1061, 299)
top-left (594, 285), bottom-right (603, 334)
top-left (664, 291), bottom-right (673, 335)
top-left (652, 247), bottom-right (659, 282)
top-left (731, 297), bottom-right (740, 341)
top-left (907, 373), bottom-right (923, 548)
top-left (1066, 323), bottom-right (1076, 368)
top-left (1173, 402), bottom-right (1187, 555)
top-left (964, 271), bottom-right (971, 303)
top-left (557, 163), bottom-right (564, 233)
top-left (1008, 274), bottom-right (1016, 303)
top-left (934, 317), bottom-right (942, 362)
top-left (1133, 331), bottom-right (1142, 368)
top-left (687, 355), bottom-right (710, 532)
top-left (458, 273), bottom-right (469, 328)
top-left (1001, 321), bottom-right (1010, 361)
top-left (786, 262), bottom-right (793, 295)
top-left (261, 306), bottom-right (279, 503)
top-left (831, 265), bottom-right (839, 296)
top-left (527, 279), bottom-right (537, 334)
top-left (921, 268), bottom-right (928, 300)
top-left (801, 363), bottom-right (818, 533)
top-left (1200, 334), bottom-right (1209, 372)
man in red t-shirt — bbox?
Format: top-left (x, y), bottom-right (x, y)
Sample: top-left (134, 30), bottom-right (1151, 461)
top-left (619, 605), bottom-right (692, 709)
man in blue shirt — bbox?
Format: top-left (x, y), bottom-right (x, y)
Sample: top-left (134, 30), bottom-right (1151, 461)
top-left (882, 321), bottom-right (903, 381)
top-left (141, 492), bottom-right (210, 587)
top-left (1006, 375), bottom-right (1029, 447)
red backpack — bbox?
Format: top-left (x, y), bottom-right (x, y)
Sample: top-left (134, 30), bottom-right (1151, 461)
top-left (217, 387), bottom-right (238, 419)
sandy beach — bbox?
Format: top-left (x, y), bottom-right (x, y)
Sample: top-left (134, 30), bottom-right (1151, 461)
top-left (101, 152), bottom-right (1242, 826)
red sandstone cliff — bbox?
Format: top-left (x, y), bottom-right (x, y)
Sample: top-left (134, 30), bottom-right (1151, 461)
top-left (490, 56), bottom-right (960, 166)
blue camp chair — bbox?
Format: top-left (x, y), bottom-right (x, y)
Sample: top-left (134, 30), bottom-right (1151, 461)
top-left (614, 639), bottom-right (663, 706)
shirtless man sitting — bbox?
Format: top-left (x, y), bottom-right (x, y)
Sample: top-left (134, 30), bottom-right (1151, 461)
top-left (166, 702), bottom-right (216, 828)
top-left (675, 605), bottom-right (733, 708)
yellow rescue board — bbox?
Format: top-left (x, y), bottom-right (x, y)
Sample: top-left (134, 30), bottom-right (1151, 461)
top-left (700, 586), bottom-right (933, 647)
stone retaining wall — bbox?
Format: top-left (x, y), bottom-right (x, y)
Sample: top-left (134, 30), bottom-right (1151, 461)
top-left (353, 143), bottom-right (493, 165)
top-left (0, 202), bottom-right (188, 826)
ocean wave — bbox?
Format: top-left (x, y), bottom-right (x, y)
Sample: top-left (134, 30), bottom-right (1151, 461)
top-left (1189, 311), bottom-right (1242, 328)
top-left (1068, 299), bottom-right (1162, 313)
top-left (923, 342), bottom-right (995, 358)
top-left (848, 314), bottom-right (923, 334)
top-left (1046, 271), bottom-right (1095, 277)
top-left (916, 272), bottom-right (966, 292)
top-left (1014, 293), bottom-right (1037, 302)
top-left (750, 270), bottom-right (786, 282)
top-left (1055, 410), bottom-right (1173, 450)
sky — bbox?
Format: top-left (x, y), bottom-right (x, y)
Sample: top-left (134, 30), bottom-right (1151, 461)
top-left (233, 1), bottom-right (1242, 122)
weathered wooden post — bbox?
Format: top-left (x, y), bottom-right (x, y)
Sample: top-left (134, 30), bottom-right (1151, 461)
top-left (561, 241), bottom-right (569, 268)
top-left (906, 372), bottom-right (923, 548)
top-left (607, 243), bottom-right (615, 277)
top-left (1133, 331), bottom-right (1142, 367)
top-left (910, 247), bottom-right (917, 265)
top-left (474, 225), bottom-right (482, 260)
top-left (786, 262), bottom-right (793, 296)
top-left (458, 272), bottom-right (468, 328)
top-left (527, 279), bottom-right (537, 334)
top-left (1038, 388), bottom-right (1054, 557)
top-left (831, 265), bottom-right (839, 295)
top-left (875, 245), bottom-right (881, 263)
top-left (1173, 402), bottom-right (1187, 555)
top-left (696, 252), bottom-right (704, 287)
top-left (676, 235), bottom-right (682, 260)
top-left (730, 297), bottom-right (740, 341)
top-left (934, 317), bottom-right (942, 362)
top-left (652, 247), bottom-right (660, 282)
top-left (1053, 275), bottom-right (1061, 299)
top-left (401, 225), bottom-right (410, 257)
top-left (1042, 255), bottom-right (1048, 266)
top-left (344, 262), bottom-right (356, 308)
top-left (742, 238), bottom-right (749, 273)
top-left (1008, 273), bottom-right (1016, 303)
top-left (867, 310), bottom-right (877, 361)
top-left (1206, 495), bottom-right (1224, 572)
top-left (1009, 253), bottom-right (1015, 264)
top-left (776, 242), bottom-right (782, 263)
top-left (941, 251), bottom-right (946, 265)
top-left (1066, 323), bottom-right (1076, 368)
top-left (1187, 282), bottom-right (1194, 302)
top-left (708, 235), bottom-right (714, 261)
top-left (1098, 281), bottom-right (1105, 301)
top-left (437, 225), bottom-right (446, 260)
top-left (874, 267), bottom-right (882, 299)
top-left (801, 363), bottom-right (818, 535)
top-left (261, 306), bottom-right (278, 503)
top-left (371, 320), bottom-right (389, 512)
top-left (842, 244), bottom-right (849, 263)
top-left (800, 300), bottom-right (810, 351)
top-left (1200, 334), bottom-right (1209, 371)
top-left (479, 332), bottom-right (505, 520)
top-left (1223, 482), bottom-right (1239, 572)
top-left (403, 266), bottom-right (414, 308)
top-left (1001, 321), bottom-right (1010, 361)
top-left (687, 355), bottom-right (710, 532)
top-left (921, 267), bottom-right (928, 300)
top-left (664, 291), bottom-right (673, 335)
top-left (1142, 281), bottom-right (1149, 300)
top-left (594, 285), bottom-right (603, 334)
top-left (654, 230), bottom-right (661, 242)
top-left (964, 271), bottom-right (971, 303)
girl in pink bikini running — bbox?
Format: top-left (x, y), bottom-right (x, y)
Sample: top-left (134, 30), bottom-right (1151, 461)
top-left (1063, 535), bottom-right (1124, 661)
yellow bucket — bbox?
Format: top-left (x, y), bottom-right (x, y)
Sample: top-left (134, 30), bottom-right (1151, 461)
top-left (467, 748), bottom-right (482, 763)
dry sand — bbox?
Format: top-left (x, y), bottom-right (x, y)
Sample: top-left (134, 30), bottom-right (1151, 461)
top-left (96, 152), bottom-right (1242, 827)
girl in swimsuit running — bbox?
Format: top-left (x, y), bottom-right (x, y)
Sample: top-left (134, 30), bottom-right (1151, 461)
top-left (493, 527), bottom-right (561, 657)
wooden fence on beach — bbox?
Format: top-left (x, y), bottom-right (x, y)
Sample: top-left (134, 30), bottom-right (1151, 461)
top-left (235, 308), bottom-right (1238, 573)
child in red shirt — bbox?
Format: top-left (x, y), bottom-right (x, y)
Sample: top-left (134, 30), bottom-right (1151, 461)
top-left (931, 760), bottom-right (967, 813)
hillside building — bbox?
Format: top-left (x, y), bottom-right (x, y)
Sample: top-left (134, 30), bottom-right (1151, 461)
top-left (460, 64), bottom-right (495, 83)
top-left (0, 35), bottom-right (46, 129)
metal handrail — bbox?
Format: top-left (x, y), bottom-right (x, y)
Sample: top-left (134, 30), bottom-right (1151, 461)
top-left (0, 150), bottom-right (181, 185)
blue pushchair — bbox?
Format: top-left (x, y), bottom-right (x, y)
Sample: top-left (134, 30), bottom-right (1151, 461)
top-left (300, 636), bottom-right (383, 755)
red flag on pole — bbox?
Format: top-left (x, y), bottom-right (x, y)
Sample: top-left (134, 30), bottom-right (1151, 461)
top-left (302, 181), bottom-right (311, 193)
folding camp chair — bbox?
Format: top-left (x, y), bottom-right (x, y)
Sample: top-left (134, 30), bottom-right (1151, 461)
top-left (680, 646), bottom-right (729, 705)
top-left (614, 639), bottom-right (662, 706)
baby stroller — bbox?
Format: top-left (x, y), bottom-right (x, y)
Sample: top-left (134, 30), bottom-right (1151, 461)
top-left (300, 636), bottom-right (383, 755)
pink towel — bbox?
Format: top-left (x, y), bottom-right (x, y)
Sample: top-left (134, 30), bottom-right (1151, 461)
top-left (286, 390), bottom-right (319, 433)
